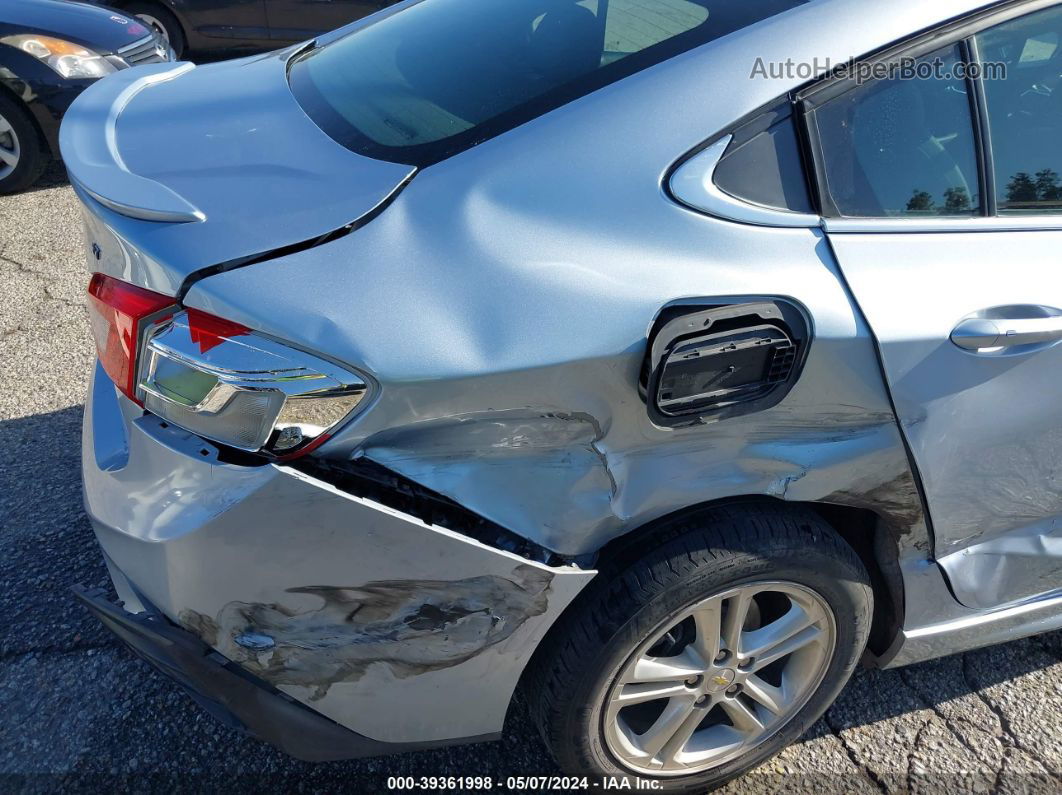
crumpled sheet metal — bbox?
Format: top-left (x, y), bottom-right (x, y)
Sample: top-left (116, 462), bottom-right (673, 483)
top-left (361, 399), bottom-right (927, 558)
top-left (360, 409), bottom-right (617, 555)
top-left (939, 519), bottom-right (1062, 610)
top-left (89, 459), bottom-right (594, 744)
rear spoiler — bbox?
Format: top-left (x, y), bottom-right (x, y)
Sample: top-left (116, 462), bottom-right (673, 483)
top-left (60, 62), bottom-right (205, 224)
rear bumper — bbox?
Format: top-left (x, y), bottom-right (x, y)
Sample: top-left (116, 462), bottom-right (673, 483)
top-left (72, 585), bottom-right (456, 761)
top-left (82, 361), bottom-right (595, 750)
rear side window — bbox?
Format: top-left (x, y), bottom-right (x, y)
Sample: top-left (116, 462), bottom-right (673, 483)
top-left (975, 5), bottom-right (1062, 214)
top-left (808, 45), bottom-right (982, 218)
top-left (713, 106), bottom-right (813, 213)
top-left (289, 0), bottom-right (810, 166)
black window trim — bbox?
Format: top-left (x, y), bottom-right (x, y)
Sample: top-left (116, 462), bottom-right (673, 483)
top-left (963, 36), bottom-right (998, 217)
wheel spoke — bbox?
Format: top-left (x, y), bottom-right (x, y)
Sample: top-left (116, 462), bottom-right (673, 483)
top-left (720, 696), bottom-right (765, 734)
top-left (624, 648), bottom-right (704, 685)
top-left (721, 589), bottom-right (754, 654)
top-left (0, 117), bottom-right (11, 135)
top-left (743, 602), bottom-right (823, 670)
top-left (638, 695), bottom-right (701, 759)
top-left (0, 147), bottom-right (17, 167)
top-left (756, 625), bottom-right (822, 672)
top-left (613, 681), bottom-right (692, 706)
top-left (658, 704), bottom-right (710, 765)
top-left (743, 674), bottom-right (787, 715)
top-left (689, 601), bottom-right (722, 665)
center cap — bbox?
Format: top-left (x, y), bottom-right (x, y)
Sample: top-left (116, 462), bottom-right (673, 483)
top-left (706, 668), bottom-right (736, 692)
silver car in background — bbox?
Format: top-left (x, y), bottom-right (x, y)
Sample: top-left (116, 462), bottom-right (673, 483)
top-left (62, 0), bottom-right (1062, 789)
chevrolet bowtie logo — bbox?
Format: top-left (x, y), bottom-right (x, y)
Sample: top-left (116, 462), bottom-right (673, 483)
top-left (711, 675), bottom-right (730, 686)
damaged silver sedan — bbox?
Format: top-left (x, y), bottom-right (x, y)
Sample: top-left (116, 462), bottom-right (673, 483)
top-left (65, 0), bottom-right (1062, 789)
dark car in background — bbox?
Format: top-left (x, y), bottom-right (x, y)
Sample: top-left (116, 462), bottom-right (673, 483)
top-left (0, 0), bottom-right (170, 193)
top-left (92, 0), bottom-right (397, 59)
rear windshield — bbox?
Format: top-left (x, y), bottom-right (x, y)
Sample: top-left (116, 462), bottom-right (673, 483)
top-left (289, 0), bottom-right (809, 166)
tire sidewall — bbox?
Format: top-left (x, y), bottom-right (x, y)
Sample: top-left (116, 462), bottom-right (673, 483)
top-left (0, 95), bottom-right (44, 195)
top-left (565, 545), bottom-right (871, 792)
top-left (129, 4), bottom-right (186, 58)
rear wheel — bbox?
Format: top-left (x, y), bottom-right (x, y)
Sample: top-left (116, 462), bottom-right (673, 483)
top-left (126, 3), bottom-right (186, 59)
top-left (0, 93), bottom-right (46, 195)
top-left (530, 503), bottom-right (872, 792)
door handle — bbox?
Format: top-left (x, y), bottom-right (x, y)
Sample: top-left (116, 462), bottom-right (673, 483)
top-left (951, 316), bottom-right (1062, 351)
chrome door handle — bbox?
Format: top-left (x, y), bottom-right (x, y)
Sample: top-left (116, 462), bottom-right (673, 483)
top-left (951, 316), bottom-right (1062, 351)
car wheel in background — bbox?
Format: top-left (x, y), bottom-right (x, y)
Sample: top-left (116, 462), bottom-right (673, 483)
top-left (0, 93), bottom-right (46, 195)
top-left (126, 3), bottom-right (186, 59)
top-left (529, 503), bottom-right (872, 792)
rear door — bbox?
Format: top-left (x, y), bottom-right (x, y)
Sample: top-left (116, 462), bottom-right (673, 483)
top-left (807, 2), bottom-right (1062, 609)
top-left (265, 0), bottom-right (390, 41)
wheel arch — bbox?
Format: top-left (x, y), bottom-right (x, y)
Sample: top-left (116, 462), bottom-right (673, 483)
top-left (596, 497), bottom-right (903, 657)
top-left (0, 78), bottom-right (51, 156)
top-left (513, 495), bottom-right (905, 727)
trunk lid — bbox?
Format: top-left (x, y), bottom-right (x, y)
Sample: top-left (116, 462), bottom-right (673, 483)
top-left (61, 49), bottom-right (415, 296)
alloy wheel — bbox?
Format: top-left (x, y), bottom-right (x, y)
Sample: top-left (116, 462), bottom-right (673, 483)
top-left (0, 113), bottom-right (20, 180)
top-left (603, 581), bottom-right (836, 776)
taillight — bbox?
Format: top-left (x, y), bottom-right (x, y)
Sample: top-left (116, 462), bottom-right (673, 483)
top-left (87, 273), bottom-right (175, 404)
top-left (87, 274), bottom-right (369, 459)
top-left (138, 309), bottom-right (370, 459)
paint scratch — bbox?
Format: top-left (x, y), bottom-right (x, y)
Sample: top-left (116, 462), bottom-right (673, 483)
top-left (180, 564), bottom-right (554, 700)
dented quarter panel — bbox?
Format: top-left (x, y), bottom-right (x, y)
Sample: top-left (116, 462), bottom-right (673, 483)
top-left (184, 78), bottom-right (932, 561)
top-left (189, 227), bottom-right (923, 561)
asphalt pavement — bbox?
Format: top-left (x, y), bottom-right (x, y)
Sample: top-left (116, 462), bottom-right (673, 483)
top-left (1, 164), bottom-right (1060, 792)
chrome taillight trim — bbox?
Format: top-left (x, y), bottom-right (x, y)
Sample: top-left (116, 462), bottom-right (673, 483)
top-left (137, 311), bottom-right (370, 455)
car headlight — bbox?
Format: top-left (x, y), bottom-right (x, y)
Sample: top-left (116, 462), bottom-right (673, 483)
top-left (1, 34), bottom-right (117, 79)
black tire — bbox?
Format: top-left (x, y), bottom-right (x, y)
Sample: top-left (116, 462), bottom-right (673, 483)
top-left (528, 502), bottom-right (872, 793)
top-left (0, 92), bottom-right (46, 195)
top-left (125, 3), bottom-right (187, 59)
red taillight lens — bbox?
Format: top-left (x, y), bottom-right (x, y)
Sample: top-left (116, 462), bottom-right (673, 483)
top-left (185, 307), bottom-right (249, 354)
top-left (87, 273), bottom-right (174, 403)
